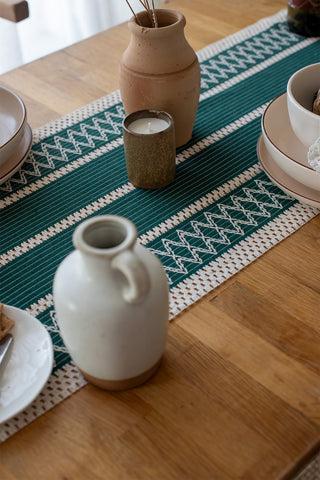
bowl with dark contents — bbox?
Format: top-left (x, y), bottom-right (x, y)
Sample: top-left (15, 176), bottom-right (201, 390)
top-left (313, 89), bottom-right (320, 116)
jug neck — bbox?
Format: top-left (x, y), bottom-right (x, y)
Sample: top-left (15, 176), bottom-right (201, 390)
top-left (73, 216), bottom-right (137, 267)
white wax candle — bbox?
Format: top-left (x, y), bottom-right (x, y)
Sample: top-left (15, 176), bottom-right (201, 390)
top-left (128, 117), bottom-right (169, 134)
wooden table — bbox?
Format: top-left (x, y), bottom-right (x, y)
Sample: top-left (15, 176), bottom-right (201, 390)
top-left (1, 1), bottom-right (320, 479)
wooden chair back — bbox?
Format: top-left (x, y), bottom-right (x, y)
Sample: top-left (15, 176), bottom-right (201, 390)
top-left (0, 0), bottom-right (29, 22)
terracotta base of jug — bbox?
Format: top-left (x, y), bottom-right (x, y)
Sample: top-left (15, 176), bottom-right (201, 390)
top-left (80, 357), bottom-right (162, 391)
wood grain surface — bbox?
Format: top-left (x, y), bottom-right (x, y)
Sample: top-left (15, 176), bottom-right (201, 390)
top-left (0, 1), bottom-right (319, 479)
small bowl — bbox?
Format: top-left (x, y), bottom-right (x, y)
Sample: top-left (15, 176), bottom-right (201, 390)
top-left (0, 85), bottom-right (27, 166)
top-left (262, 93), bottom-right (320, 192)
top-left (287, 63), bottom-right (320, 147)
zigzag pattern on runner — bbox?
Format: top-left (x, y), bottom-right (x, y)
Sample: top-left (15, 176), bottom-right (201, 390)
top-left (200, 23), bottom-right (301, 88)
top-left (30, 104), bottom-right (125, 162)
top-left (0, 105), bottom-right (126, 192)
top-left (148, 178), bottom-right (293, 284)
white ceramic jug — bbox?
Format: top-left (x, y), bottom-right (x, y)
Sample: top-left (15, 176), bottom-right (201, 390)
top-left (53, 215), bottom-right (169, 390)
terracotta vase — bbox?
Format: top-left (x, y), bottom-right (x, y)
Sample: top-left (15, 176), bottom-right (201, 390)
top-left (53, 215), bottom-right (169, 391)
top-left (119, 9), bottom-right (201, 148)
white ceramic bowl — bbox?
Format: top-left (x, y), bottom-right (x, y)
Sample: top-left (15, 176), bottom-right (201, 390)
top-left (261, 93), bottom-right (320, 192)
top-left (0, 84), bottom-right (27, 166)
top-left (287, 63), bottom-right (320, 147)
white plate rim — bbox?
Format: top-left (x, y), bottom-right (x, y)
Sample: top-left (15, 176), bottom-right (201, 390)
top-left (257, 135), bottom-right (320, 209)
top-left (0, 305), bottom-right (54, 424)
top-left (262, 92), bottom-right (314, 172)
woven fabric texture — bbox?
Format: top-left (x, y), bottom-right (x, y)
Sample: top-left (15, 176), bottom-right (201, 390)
top-left (0, 10), bottom-right (319, 460)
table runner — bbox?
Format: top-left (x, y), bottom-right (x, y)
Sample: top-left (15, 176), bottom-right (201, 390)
top-left (0, 10), bottom-right (319, 444)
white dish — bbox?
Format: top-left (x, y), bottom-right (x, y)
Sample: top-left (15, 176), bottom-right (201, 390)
top-left (261, 93), bottom-right (320, 192)
top-left (0, 85), bottom-right (27, 165)
top-left (257, 135), bottom-right (320, 209)
top-left (287, 62), bottom-right (320, 146)
top-left (0, 123), bottom-right (32, 185)
top-left (0, 305), bottom-right (53, 424)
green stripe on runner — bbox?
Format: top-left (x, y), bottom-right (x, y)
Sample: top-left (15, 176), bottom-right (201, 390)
top-left (0, 117), bottom-right (293, 304)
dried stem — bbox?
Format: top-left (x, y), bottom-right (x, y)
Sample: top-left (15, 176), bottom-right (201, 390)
top-left (125, 0), bottom-right (158, 28)
top-left (151, 0), bottom-right (158, 27)
top-left (138, 0), bottom-right (149, 10)
top-left (139, 0), bottom-right (155, 27)
top-left (124, 0), bottom-right (142, 25)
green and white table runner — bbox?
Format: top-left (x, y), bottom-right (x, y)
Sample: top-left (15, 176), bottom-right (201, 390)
top-left (0, 10), bottom-right (319, 442)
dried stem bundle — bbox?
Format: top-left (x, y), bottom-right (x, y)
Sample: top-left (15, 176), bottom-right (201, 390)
top-left (124, 0), bottom-right (158, 27)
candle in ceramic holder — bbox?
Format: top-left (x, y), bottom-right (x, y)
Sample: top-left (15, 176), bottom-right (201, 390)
top-left (122, 110), bottom-right (176, 189)
top-left (128, 117), bottom-right (169, 134)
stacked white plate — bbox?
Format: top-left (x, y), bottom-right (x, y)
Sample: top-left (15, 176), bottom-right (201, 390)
top-left (0, 84), bottom-right (32, 185)
top-left (258, 92), bottom-right (320, 208)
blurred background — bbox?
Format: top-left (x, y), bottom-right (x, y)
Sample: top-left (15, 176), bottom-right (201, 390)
top-left (0, 0), bottom-right (163, 75)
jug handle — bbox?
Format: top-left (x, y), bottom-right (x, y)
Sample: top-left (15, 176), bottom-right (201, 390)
top-left (111, 250), bottom-right (150, 304)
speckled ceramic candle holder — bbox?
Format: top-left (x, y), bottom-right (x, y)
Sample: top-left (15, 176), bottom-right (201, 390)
top-left (122, 110), bottom-right (176, 189)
